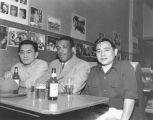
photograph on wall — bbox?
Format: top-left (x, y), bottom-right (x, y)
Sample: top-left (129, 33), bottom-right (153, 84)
top-left (133, 36), bottom-right (138, 53)
top-left (10, 5), bottom-right (18, 17)
top-left (30, 32), bottom-right (45, 50)
top-left (113, 32), bottom-right (121, 50)
top-left (122, 52), bottom-right (129, 60)
top-left (95, 32), bottom-right (105, 43)
top-left (76, 42), bottom-right (96, 62)
top-left (116, 52), bottom-right (121, 61)
top-left (0, 0), bottom-right (29, 25)
top-left (10, 0), bottom-right (18, 3)
top-left (0, 25), bottom-right (8, 50)
top-left (20, 0), bottom-right (27, 5)
top-left (47, 16), bottom-right (61, 34)
top-left (71, 13), bottom-right (86, 41)
top-left (46, 36), bottom-right (58, 52)
top-left (0, 1), bottom-right (9, 14)
top-left (30, 7), bottom-right (42, 28)
top-left (82, 44), bottom-right (93, 57)
top-left (19, 8), bottom-right (26, 19)
top-left (132, 20), bottom-right (139, 54)
top-left (8, 27), bottom-right (28, 47)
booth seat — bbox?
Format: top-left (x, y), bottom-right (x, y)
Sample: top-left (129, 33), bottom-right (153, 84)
top-left (130, 62), bottom-right (146, 120)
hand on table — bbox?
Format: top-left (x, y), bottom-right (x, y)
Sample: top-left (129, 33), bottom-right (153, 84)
top-left (25, 80), bottom-right (35, 88)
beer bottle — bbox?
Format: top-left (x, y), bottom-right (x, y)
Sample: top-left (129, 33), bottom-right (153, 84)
top-left (12, 67), bottom-right (20, 85)
top-left (48, 68), bottom-right (58, 100)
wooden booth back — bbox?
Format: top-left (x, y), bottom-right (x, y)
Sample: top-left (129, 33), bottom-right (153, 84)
top-left (130, 62), bottom-right (146, 120)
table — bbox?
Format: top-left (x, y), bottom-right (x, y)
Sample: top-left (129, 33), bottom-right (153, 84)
top-left (0, 91), bottom-right (108, 120)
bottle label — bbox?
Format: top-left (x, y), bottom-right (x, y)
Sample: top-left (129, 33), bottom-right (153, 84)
top-left (49, 84), bottom-right (58, 97)
top-left (14, 79), bottom-right (19, 85)
top-left (52, 73), bottom-right (56, 78)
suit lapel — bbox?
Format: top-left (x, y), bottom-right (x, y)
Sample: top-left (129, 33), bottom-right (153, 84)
top-left (58, 55), bottom-right (77, 79)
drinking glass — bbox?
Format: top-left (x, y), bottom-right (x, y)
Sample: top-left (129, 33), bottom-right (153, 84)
top-left (65, 78), bottom-right (74, 95)
top-left (35, 84), bottom-right (46, 99)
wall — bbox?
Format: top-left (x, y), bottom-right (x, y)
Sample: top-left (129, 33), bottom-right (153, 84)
top-left (132, 0), bottom-right (143, 61)
top-left (140, 1), bottom-right (153, 67)
top-left (143, 3), bottom-right (153, 38)
top-left (0, 0), bottom-right (132, 76)
top-left (29, 0), bottom-right (130, 48)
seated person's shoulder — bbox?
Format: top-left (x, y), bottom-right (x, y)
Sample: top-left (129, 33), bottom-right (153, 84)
top-left (75, 59), bottom-right (90, 72)
top-left (116, 60), bottom-right (134, 71)
top-left (90, 64), bottom-right (100, 72)
top-left (35, 59), bottom-right (48, 69)
top-left (77, 57), bottom-right (90, 66)
top-left (49, 59), bottom-right (59, 66)
top-left (37, 59), bottom-right (48, 64)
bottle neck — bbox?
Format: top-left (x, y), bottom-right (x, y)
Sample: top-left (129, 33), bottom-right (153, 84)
top-left (15, 69), bottom-right (18, 72)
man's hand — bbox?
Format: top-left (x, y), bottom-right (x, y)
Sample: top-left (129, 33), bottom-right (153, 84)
top-left (25, 80), bottom-right (35, 88)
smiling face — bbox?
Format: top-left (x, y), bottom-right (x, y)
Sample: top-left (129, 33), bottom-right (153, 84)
top-left (56, 40), bottom-right (73, 63)
top-left (19, 44), bottom-right (38, 65)
top-left (96, 41), bottom-right (118, 66)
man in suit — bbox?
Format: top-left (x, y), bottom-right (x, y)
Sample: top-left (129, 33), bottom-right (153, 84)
top-left (37, 36), bottom-right (90, 94)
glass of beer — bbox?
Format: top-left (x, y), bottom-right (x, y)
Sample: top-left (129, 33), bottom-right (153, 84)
top-left (65, 78), bottom-right (74, 95)
top-left (35, 84), bottom-right (46, 99)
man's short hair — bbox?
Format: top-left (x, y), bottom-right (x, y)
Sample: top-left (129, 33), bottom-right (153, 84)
top-left (95, 38), bottom-right (116, 49)
top-left (58, 36), bottom-right (75, 48)
top-left (18, 40), bottom-right (38, 52)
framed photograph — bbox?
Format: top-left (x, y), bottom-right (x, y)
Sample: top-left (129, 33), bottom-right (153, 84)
top-left (10, 5), bottom-right (18, 17)
top-left (0, 1), bottom-right (9, 14)
top-left (47, 16), bottom-right (61, 33)
top-left (76, 42), bottom-right (96, 62)
top-left (0, 25), bottom-right (8, 50)
top-left (30, 7), bottom-right (42, 28)
top-left (116, 52), bottom-right (122, 61)
top-left (71, 13), bottom-right (86, 41)
top-left (11, 0), bottom-right (18, 3)
top-left (113, 32), bottom-right (121, 50)
top-left (0, 0), bottom-right (29, 25)
top-left (20, 0), bottom-right (27, 5)
top-left (8, 27), bottom-right (28, 47)
top-left (46, 36), bottom-right (58, 52)
top-left (122, 52), bottom-right (129, 60)
top-left (30, 32), bottom-right (45, 50)
top-left (19, 8), bottom-right (26, 19)
top-left (95, 33), bottom-right (105, 43)
top-left (133, 36), bottom-right (138, 53)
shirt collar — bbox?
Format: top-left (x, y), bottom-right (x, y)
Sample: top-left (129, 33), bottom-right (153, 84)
top-left (97, 59), bottom-right (118, 72)
top-left (61, 55), bottom-right (75, 66)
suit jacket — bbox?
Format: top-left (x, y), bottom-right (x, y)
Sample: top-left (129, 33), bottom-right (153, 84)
top-left (50, 55), bottom-right (90, 94)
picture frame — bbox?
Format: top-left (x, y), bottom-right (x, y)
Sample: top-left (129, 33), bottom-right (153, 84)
top-left (75, 42), bottom-right (97, 62)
